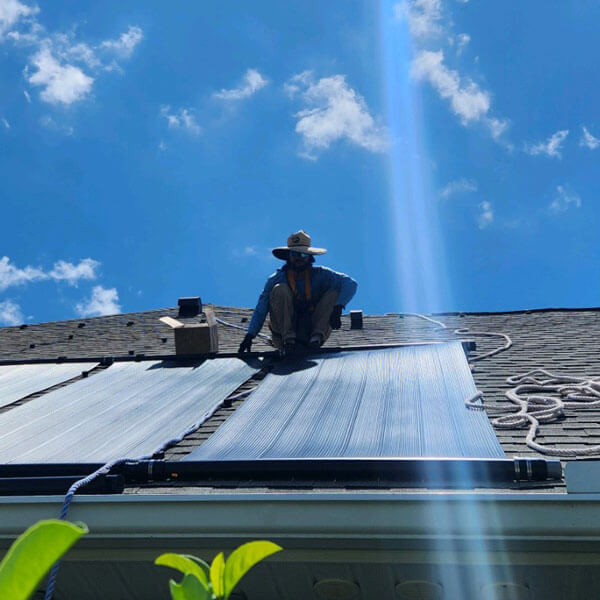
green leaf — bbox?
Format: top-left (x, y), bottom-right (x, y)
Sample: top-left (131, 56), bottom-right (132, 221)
top-left (169, 573), bottom-right (210, 600)
top-left (210, 552), bottom-right (225, 599)
top-left (156, 553), bottom-right (209, 586)
top-left (0, 519), bottom-right (87, 600)
top-left (184, 555), bottom-right (211, 572)
top-left (224, 541), bottom-right (282, 599)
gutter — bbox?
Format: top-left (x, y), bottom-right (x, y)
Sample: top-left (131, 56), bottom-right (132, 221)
top-left (1, 492), bottom-right (600, 552)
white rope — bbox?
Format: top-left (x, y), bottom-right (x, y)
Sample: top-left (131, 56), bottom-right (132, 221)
top-left (378, 313), bottom-right (600, 458)
top-left (225, 309), bottom-right (597, 457)
top-left (453, 328), bottom-right (512, 362)
top-left (215, 317), bottom-right (272, 342)
top-left (464, 390), bottom-right (485, 410)
top-left (401, 312), bottom-right (449, 330)
top-left (402, 313), bottom-right (513, 363)
top-left (496, 369), bottom-right (600, 457)
top-left (401, 315), bottom-right (513, 416)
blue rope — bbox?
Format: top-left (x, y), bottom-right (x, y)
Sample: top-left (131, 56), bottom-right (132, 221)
top-left (42, 390), bottom-right (248, 600)
top-left (43, 458), bottom-right (131, 600)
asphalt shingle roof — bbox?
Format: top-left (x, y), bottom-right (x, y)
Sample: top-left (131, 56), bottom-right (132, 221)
top-left (1, 304), bottom-right (599, 492)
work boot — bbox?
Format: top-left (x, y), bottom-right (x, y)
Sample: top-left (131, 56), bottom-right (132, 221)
top-left (308, 334), bottom-right (323, 352)
top-left (282, 340), bottom-right (298, 357)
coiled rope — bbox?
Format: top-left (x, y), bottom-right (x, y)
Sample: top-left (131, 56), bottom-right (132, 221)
top-left (44, 311), bottom-right (589, 597)
top-left (409, 314), bottom-right (600, 457)
top-left (495, 369), bottom-right (600, 457)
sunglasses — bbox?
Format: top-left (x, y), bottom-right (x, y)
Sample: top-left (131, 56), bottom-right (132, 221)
top-left (289, 251), bottom-right (310, 258)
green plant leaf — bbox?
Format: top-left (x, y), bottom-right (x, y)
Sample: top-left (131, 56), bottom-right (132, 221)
top-left (156, 553), bottom-right (209, 586)
top-left (169, 573), bottom-right (210, 600)
top-left (184, 555), bottom-right (211, 572)
top-left (210, 552), bottom-right (225, 599)
top-left (224, 541), bottom-right (282, 599)
top-left (0, 519), bottom-right (87, 600)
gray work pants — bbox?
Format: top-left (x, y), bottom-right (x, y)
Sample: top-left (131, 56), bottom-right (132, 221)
top-left (268, 284), bottom-right (338, 349)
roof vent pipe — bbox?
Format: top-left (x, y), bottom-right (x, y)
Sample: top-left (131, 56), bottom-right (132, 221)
top-left (350, 310), bottom-right (363, 329)
top-left (177, 297), bottom-right (202, 318)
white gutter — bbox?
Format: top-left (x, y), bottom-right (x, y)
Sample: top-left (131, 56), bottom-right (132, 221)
top-left (1, 492), bottom-right (600, 550)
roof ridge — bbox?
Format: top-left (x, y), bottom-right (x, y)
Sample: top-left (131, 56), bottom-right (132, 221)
top-left (3, 304), bottom-right (600, 331)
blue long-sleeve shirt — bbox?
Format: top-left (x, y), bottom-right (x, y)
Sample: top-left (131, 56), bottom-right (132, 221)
top-left (247, 265), bottom-right (358, 337)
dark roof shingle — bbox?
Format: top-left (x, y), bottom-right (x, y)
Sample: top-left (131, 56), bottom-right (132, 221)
top-left (2, 305), bottom-right (599, 486)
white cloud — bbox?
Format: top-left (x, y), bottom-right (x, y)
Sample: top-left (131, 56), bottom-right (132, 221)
top-left (48, 258), bottom-right (99, 285)
top-left (64, 40), bottom-right (101, 68)
top-left (398, 1), bottom-right (508, 144)
top-left (160, 105), bottom-right (201, 135)
top-left (40, 115), bottom-right (74, 135)
top-left (549, 185), bottom-right (581, 214)
top-left (232, 245), bottom-right (272, 261)
top-left (486, 117), bottom-right (509, 141)
top-left (1, 117), bottom-right (9, 129)
top-left (0, 299), bottom-right (23, 326)
top-left (412, 50), bottom-right (490, 124)
top-left (5, 21), bottom-right (42, 44)
top-left (283, 70), bottom-right (312, 97)
top-left (0, 256), bottom-right (99, 291)
top-left (0, 256), bottom-right (46, 291)
top-left (580, 126), bottom-right (599, 150)
top-left (47, 26), bottom-right (143, 69)
top-left (525, 129), bottom-right (569, 158)
top-left (287, 71), bottom-right (387, 158)
top-left (0, 0), bottom-right (37, 39)
top-left (456, 33), bottom-right (470, 53)
top-left (100, 25), bottom-right (142, 58)
top-left (213, 68), bottom-right (268, 101)
top-left (27, 46), bottom-right (94, 105)
top-left (478, 201), bottom-right (493, 228)
top-left (395, 0), bottom-right (442, 38)
top-left (440, 178), bottom-right (477, 198)
top-left (23, 89), bottom-right (30, 102)
top-left (4, 5), bottom-right (142, 107)
top-left (76, 285), bottom-right (120, 317)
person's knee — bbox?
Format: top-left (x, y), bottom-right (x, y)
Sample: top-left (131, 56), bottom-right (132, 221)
top-left (270, 283), bottom-right (292, 302)
top-left (317, 289), bottom-right (338, 309)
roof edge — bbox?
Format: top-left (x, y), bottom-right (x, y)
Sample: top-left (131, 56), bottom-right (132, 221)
top-left (3, 303), bottom-right (600, 332)
top-left (430, 306), bottom-right (600, 317)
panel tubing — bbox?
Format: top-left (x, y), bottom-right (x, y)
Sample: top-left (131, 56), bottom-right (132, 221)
top-left (0, 341), bottom-right (476, 366)
top-left (0, 474), bottom-right (124, 495)
top-left (0, 458), bottom-right (561, 489)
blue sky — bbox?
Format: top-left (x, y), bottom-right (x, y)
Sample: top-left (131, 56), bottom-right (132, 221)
top-left (0, 0), bottom-right (598, 325)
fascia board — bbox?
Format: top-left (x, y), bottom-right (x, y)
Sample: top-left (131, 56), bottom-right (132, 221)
top-left (1, 492), bottom-right (600, 548)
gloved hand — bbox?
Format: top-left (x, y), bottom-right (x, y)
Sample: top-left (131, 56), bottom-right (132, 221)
top-left (238, 333), bottom-right (254, 353)
top-left (329, 305), bottom-right (343, 329)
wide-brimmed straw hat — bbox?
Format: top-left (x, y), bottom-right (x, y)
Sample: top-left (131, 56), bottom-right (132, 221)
top-left (272, 230), bottom-right (327, 260)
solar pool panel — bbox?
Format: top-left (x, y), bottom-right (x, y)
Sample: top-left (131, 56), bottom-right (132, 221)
top-left (0, 363), bottom-right (98, 409)
top-left (0, 358), bottom-right (257, 463)
top-left (187, 342), bottom-right (504, 460)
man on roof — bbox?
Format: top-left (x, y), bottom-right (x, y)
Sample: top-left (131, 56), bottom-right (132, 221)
top-left (238, 230), bottom-right (358, 355)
